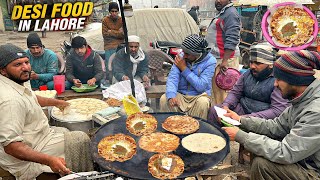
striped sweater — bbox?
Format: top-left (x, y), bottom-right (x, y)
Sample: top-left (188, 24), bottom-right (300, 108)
top-left (206, 3), bottom-right (241, 59)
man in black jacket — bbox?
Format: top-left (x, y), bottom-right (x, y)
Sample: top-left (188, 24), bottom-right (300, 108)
top-left (65, 36), bottom-right (104, 89)
top-left (188, 6), bottom-right (199, 25)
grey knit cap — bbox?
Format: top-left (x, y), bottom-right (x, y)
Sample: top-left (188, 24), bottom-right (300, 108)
top-left (0, 43), bottom-right (28, 68)
top-left (27, 32), bottom-right (43, 48)
top-left (181, 34), bottom-right (208, 56)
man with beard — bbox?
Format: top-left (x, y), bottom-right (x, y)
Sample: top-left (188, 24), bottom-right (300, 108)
top-left (205, 0), bottom-right (241, 105)
top-left (207, 43), bottom-right (290, 125)
top-left (223, 50), bottom-right (320, 179)
top-left (160, 34), bottom-right (216, 119)
top-left (65, 36), bottom-right (104, 89)
top-left (102, 2), bottom-right (124, 82)
top-left (25, 32), bottom-right (59, 90)
top-left (0, 44), bottom-right (93, 179)
top-left (112, 35), bottom-right (150, 88)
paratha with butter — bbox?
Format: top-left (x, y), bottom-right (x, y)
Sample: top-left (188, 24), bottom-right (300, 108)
top-left (269, 5), bottom-right (314, 47)
top-left (148, 154), bottom-right (184, 179)
top-left (182, 133), bottom-right (226, 154)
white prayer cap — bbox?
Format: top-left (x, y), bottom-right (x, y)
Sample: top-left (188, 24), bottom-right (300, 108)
top-left (128, 35), bottom-right (140, 43)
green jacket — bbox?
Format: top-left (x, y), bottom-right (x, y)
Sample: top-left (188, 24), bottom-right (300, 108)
top-left (236, 79), bottom-right (320, 173)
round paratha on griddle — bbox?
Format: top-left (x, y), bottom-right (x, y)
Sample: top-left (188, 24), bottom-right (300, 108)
top-left (98, 133), bottom-right (137, 162)
top-left (148, 154), bottom-right (184, 179)
top-left (139, 132), bottom-right (180, 153)
top-left (162, 115), bottom-right (199, 135)
top-left (182, 133), bottom-right (226, 154)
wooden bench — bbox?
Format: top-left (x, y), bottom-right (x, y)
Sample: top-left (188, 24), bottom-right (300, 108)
top-left (145, 85), bottom-right (166, 110)
top-left (56, 88), bottom-right (103, 101)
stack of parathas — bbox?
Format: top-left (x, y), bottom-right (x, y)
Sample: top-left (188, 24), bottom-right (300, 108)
top-left (162, 115), bottom-right (199, 135)
top-left (269, 5), bottom-right (314, 46)
top-left (126, 112), bottom-right (158, 136)
top-left (97, 134), bottom-right (137, 162)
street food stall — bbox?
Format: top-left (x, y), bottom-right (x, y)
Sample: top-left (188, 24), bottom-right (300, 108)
top-left (38, 77), bottom-right (231, 179)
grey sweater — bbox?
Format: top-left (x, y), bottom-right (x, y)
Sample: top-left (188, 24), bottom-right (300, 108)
top-left (236, 79), bottom-right (320, 172)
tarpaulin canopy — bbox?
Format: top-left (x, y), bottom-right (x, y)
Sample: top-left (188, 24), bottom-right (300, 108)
top-left (78, 8), bottom-right (199, 50)
top-left (235, 0), bottom-right (314, 6)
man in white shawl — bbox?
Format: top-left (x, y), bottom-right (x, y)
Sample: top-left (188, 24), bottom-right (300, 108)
top-left (112, 35), bottom-right (150, 87)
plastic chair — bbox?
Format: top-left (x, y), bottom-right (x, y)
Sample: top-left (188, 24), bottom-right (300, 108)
top-left (108, 53), bottom-right (116, 83)
top-left (56, 52), bottom-right (66, 74)
top-left (146, 49), bottom-right (173, 85)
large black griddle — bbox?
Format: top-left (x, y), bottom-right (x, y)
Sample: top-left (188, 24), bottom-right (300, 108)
top-left (91, 112), bottom-right (230, 179)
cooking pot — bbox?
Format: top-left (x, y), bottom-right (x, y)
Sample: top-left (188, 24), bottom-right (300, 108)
top-left (50, 98), bottom-right (108, 133)
top-left (51, 115), bottom-right (94, 133)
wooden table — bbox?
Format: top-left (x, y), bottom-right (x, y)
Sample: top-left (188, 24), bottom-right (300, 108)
top-left (56, 88), bottom-right (103, 101)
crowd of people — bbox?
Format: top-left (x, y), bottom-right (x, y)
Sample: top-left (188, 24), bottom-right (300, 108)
top-left (0, 0), bottom-right (320, 179)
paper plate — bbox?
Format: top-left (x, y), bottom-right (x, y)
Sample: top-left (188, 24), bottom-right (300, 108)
top-left (215, 68), bottom-right (241, 90)
top-left (71, 84), bottom-right (98, 93)
top-left (261, 2), bottom-right (318, 51)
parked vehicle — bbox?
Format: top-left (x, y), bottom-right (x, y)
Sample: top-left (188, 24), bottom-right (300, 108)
top-left (60, 8), bottom-right (199, 60)
top-left (149, 40), bottom-right (182, 60)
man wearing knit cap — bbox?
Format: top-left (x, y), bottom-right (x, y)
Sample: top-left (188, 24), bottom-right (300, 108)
top-left (223, 50), bottom-right (320, 179)
top-left (0, 43), bottom-right (94, 179)
top-left (65, 36), bottom-right (104, 89)
top-left (160, 34), bottom-right (216, 119)
top-left (207, 43), bottom-right (290, 126)
top-left (112, 35), bottom-right (150, 87)
top-left (25, 32), bottom-right (59, 90)
top-left (102, 1), bottom-right (124, 82)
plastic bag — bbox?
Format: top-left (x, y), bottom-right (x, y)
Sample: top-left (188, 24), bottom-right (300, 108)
top-left (102, 79), bottom-right (147, 104)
